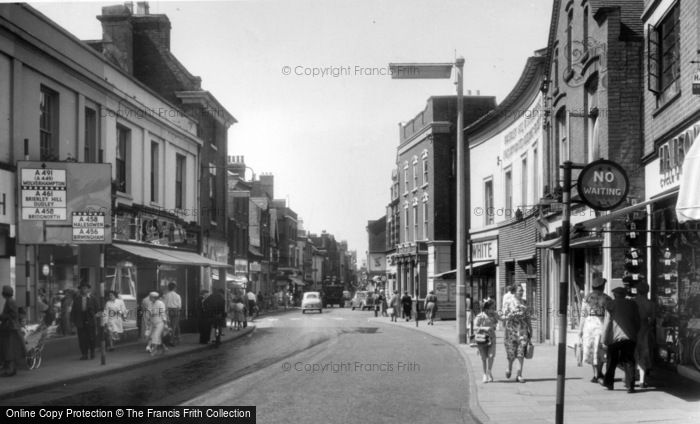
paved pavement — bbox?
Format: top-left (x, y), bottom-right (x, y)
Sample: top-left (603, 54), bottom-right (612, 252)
top-left (370, 317), bottom-right (700, 424)
top-left (0, 319), bottom-right (261, 402)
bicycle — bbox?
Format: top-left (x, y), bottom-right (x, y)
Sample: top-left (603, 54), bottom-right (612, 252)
top-left (686, 318), bottom-right (700, 371)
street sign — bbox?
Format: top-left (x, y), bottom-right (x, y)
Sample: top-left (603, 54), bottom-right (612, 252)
top-left (576, 159), bottom-right (629, 211)
top-left (693, 70), bottom-right (700, 95)
top-left (17, 161), bottom-right (112, 244)
top-left (20, 168), bottom-right (67, 220)
top-left (72, 211), bottom-right (106, 241)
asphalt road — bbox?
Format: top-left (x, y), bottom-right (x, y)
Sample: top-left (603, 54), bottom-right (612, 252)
top-left (5, 308), bottom-right (477, 423)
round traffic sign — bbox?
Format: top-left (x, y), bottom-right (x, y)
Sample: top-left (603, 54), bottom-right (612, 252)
top-left (577, 159), bottom-right (629, 211)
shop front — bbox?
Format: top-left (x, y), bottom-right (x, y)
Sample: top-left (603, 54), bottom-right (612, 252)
top-left (644, 125), bottom-right (700, 375)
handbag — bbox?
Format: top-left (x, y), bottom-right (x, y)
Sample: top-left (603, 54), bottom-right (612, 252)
top-left (525, 342), bottom-right (535, 359)
top-left (474, 331), bottom-right (490, 344)
top-left (387, 307), bottom-right (394, 316)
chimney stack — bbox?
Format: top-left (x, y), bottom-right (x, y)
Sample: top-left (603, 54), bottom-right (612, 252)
top-left (97, 4), bottom-right (134, 74)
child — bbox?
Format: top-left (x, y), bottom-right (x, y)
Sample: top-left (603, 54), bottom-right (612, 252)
top-left (474, 298), bottom-right (498, 383)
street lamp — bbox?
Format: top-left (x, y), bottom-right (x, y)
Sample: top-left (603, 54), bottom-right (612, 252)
top-left (389, 58), bottom-right (467, 344)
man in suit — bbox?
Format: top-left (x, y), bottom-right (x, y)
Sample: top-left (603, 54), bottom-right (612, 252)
top-left (70, 281), bottom-right (100, 360)
top-left (602, 286), bottom-right (640, 393)
top-left (195, 289), bottom-right (210, 345)
top-left (204, 288), bottom-right (226, 347)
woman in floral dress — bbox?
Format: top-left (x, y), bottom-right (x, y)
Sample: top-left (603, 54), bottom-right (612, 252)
top-left (578, 277), bottom-right (611, 383)
top-left (500, 284), bottom-right (532, 382)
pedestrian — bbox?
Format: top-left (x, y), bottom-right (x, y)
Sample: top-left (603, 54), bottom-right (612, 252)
top-left (246, 289), bottom-right (257, 320)
top-left (231, 293), bottom-right (246, 330)
top-left (578, 277), bottom-right (611, 383)
top-left (257, 291), bottom-right (265, 314)
top-left (500, 284), bottom-right (532, 383)
top-left (474, 298), bottom-right (498, 383)
top-left (60, 288), bottom-right (74, 335)
top-left (379, 290), bottom-right (388, 317)
top-left (388, 290), bottom-right (400, 322)
top-left (102, 290), bottom-right (128, 351)
top-left (204, 288), bottom-right (227, 347)
top-left (195, 289), bottom-right (210, 344)
top-left (144, 291), bottom-right (168, 356)
top-left (602, 286), bottom-right (640, 393)
top-left (70, 281), bottom-right (100, 360)
top-left (502, 284), bottom-right (516, 311)
top-left (424, 290), bottom-right (438, 325)
top-left (0, 286), bottom-right (25, 377)
top-left (401, 291), bottom-right (412, 321)
top-left (162, 282), bottom-right (182, 345)
top-left (633, 282), bottom-right (656, 388)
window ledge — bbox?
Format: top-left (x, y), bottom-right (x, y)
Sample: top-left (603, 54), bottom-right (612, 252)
top-left (653, 90), bottom-right (681, 118)
top-left (421, 183), bottom-right (429, 189)
top-left (116, 191), bottom-right (133, 206)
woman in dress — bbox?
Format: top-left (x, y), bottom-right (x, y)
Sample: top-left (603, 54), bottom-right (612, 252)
top-left (474, 298), bottom-right (498, 383)
top-left (634, 282), bottom-right (656, 388)
top-left (144, 291), bottom-right (168, 356)
top-left (500, 284), bottom-right (532, 382)
top-left (103, 291), bottom-right (128, 351)
top-left (578, 277), bottom-right (611, 383)
top-left (231, 293), bottom-right (246, 330)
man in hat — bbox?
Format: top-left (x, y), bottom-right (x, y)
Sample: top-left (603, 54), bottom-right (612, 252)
top-left (602, 286), bottom-right (640, 393)
top-left (70, 281), bottom-right (100, 360)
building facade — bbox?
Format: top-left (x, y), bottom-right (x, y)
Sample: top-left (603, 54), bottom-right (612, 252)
top-left (466, 53), bottom-right (546, 340)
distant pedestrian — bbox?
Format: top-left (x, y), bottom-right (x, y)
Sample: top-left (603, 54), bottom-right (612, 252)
top-left (474, 298), bottom-right (498, 383)
top-left (602, 286), bottom-right (640, 393)
top-left (379, 290), bottom-right (388, 317)
top-left (500, 284), bottom-right (532, 383)
top-left (424, 290), bottom-right (438, 325)
top-left (0, 286), bottom-right (25, 376)
top-left (401, 291), bottom-right (412, 321)
top-left (70, 281), bottom-right (100, 360)
top-left (502, 284), bottom-right (516, 311)
top-left (102, 290), bottom-right (128, 351)
top-left (162, 282), bottom-right (182, 345)
top-left (578, 277), bottom-right (611, 383)
top-left (196, 289), bottom-right (210, 344)
top-left (634, 282), bottom-right (656, 388)
top-left (388, 290), bottom-right (400, 322)
top-left (204, 288), bottom-right (227, 347)
top-left (257, 291), bottom-right (265, 313)
top-left (231, 294), bottom-right (246, 330)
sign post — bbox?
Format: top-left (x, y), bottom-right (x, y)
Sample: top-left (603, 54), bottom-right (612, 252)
top-left (555, 159), bottom-right (628, 424)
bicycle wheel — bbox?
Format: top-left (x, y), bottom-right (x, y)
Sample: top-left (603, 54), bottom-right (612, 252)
top-left (691, 337), bottom-right (700, 372)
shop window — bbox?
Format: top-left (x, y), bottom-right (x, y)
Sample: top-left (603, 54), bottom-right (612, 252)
top-left (484, 179), bottom-right (494, 226)
top-left (505, 169), bottom-right (513, 213)
top-left (150, 142), bottom-right (159, 202)
top-left (175, 154), bottom-right (185, 209)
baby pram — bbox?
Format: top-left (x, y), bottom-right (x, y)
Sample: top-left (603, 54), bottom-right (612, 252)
top-left (22, 323), bottom-right (56, 370)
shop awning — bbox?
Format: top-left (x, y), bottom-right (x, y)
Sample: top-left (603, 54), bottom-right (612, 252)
top-left (113, 242), bottom-right (232, 268)
top-left (577, 190), bottom-right (678, 231)
top-left (677, 134), bottom-right (700, 222)
top-left (434, 260), bottom-right (495, 278)
top-left (248, 246), bottom-right (264, 257)
top-left (535, 235), bottom-right (603, 249)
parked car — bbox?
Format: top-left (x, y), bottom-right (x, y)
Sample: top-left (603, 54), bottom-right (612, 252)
top-left (301, 291), bottom-right (323, 314)
top-left (350, 291), bottom-right (374, 311)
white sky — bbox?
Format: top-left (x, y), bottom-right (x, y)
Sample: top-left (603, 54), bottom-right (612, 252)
top-left (27, 0), bottom-right (552, 257)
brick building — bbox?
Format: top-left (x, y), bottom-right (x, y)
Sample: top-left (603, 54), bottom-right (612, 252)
top-left (640, 0), bottom-right (700, 379)
top-left (388, 95), bottom-right (496, 317)
top-left (539, 0), bottom-right (645, 342)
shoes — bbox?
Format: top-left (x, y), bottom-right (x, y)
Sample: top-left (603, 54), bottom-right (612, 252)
top-left (590, 377), bottom-right (598, 383)
top-left (600, 381), bottom-right (613, 390)
top-left (483, 374), bottom-right (489, 383)
top-left (627, 387), bottom-right (636, 394)
top-left (516, 376), bottom-right (525, 383)
top-left (641, 382), bottom-right (648, 388)
top-left (505, 370), bottom-right (512, 379)
top-left (489, 373), bottom-right (494, 382)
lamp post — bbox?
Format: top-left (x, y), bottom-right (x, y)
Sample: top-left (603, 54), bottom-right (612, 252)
top-left (389, 58), bottom-right (467, 344)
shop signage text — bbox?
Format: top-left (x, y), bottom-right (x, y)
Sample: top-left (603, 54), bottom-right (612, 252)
top-left (577, 159), bottom-right (629, 211)
top-left (20, 168), bottom-right (67, 220)
top-left (72, 211), bottom-right (105, 241)
top-left (658, 124), bottom-right (698, 189)
top-left (693, 71), bottom-right (700, 95)
top-left (468, 239), bottom-right (498, 262)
